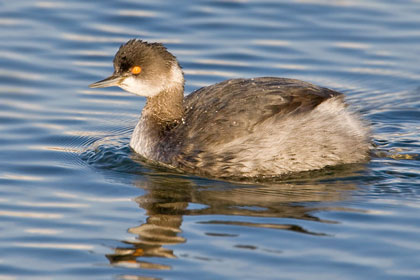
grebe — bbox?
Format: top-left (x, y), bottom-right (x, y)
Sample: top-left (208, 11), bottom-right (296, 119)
top-left (89, 39), bottom-right (370, 178)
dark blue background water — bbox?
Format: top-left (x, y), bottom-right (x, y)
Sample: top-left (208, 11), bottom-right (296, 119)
top-left (1, 0), bottom-right (420, 279)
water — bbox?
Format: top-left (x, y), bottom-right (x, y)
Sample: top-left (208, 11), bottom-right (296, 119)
top-left (1, 0), bottom-right (420, 279)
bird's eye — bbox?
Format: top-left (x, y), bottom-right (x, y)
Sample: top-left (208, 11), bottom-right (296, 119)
top-left (131, 66), bottom-right (142, 75)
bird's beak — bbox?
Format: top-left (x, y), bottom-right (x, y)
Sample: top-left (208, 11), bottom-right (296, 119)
top-left (89, 74), bottom-right (124, 88)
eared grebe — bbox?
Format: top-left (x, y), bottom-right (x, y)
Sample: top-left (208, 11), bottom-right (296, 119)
top-left (89, 39), bottom-right (370, 178)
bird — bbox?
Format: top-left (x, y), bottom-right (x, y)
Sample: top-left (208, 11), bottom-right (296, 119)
top-left (89, 39), bottom-right (370, 178)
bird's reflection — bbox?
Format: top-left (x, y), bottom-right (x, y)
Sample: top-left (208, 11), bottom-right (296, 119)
top-left (106, 165), bottom-right (364, 270)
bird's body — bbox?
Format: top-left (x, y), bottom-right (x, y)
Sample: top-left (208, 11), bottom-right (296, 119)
top-left (90, 39), bottom-right (370, 178)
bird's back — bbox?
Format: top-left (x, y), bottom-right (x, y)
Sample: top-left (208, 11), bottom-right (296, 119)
top-left (156, 77), bottom-right (370, 177)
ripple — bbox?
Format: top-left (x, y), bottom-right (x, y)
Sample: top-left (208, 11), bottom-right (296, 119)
top-left (24, 228), bottom-right (61, 235)
top-left (61, 33), bottom-right (128, 43)
top-left (118, 9), bottom-right (162, 18)
top-left (80, 135), bottom-right (144, 174)
top-left (0, 211), bottom-right (62, 219)
top-left (13, 242), bottom-right (94, 251)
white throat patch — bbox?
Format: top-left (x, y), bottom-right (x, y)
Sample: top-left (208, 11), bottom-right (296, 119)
top-left (119, 63), bottom-right (184, 97)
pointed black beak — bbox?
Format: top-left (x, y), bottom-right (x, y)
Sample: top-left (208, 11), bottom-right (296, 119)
top-left (89, 74), bottom-right (124, 88)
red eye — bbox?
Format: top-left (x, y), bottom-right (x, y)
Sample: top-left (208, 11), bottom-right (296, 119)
top-left (131, 66), bottom-right (141, 75)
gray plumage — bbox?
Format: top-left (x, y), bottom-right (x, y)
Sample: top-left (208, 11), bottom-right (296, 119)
top-left (90, 39), bottom-right (371, 178)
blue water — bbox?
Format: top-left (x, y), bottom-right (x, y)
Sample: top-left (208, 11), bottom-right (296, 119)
top-left (1, 0), bottom-right (420, 279)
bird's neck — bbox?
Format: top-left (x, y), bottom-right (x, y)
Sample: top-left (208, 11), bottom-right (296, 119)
top-left (143, 62), bottom-right (185, 124)
top-left (130, 64), bottom-right (185, 160)
top-left (143, 86), bottom-right (184, 125)
top-left (130, 87), bottom-right (184, 160)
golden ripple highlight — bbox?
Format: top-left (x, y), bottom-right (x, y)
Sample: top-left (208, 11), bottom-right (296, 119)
top-left (80, 98), bottom-right (134, 106)
top-left (0, 275), bottom-right (16, 280)
top-left (78, 89), bottom-right (129, 97)
top-left (0, 211), bottom-right (62, 219)
top-left (362, 60), bottom-right (395, 66)
top-left (113, 260), bottom-right (171, 270)
top-left (334, 41), bottom-right (371, 49)
top-left (118, 9), bottom-right (161, 18)
top-left (349, 67), bottom-right (420, 80)
top-left (1, 173), bottom-right (45, 182)
top-left (0, 51), bottom-right (31, 62)
top-left (195, 59), bottom-right (249, 67)
top-left (184, 69), bottom-right (238, 78)
top-left (0, 69), bottom-right (46, 81)
top-left (0, 100), bottom-right (46, 113)
top-left (252, 39), bottom-right (291, 47)
top-left (53, 192), bottom-right (132, 203)
top-left (31, 122), bottom-right (66, 131)
top-left (274, 64), bottom-right (310, 70)
top-left (13, 242), bottom-right (94, 250)
top-left (24, 228), bottom-right (62, 235)
top-left (18, 201), bottom-right (88, 208)
top-left (35, 2), bottom-right (70, 8)
top-left (61, 33), bottom-right (127, 43)
top-left (91, 24), bottom-right (152, 36)
top-left (0, 19), bottom-right (25, 26)
top-left (73, 61), bottom-right (110, 67)
top-left (68, 49), bottom-right (110, 56)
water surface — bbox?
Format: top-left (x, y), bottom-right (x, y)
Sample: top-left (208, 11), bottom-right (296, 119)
top-left (1, 0), bottom-right (420, 279)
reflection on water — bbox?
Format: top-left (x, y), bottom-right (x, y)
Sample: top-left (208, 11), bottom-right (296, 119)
top-left (107, 169), bottom-right (362, 271)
